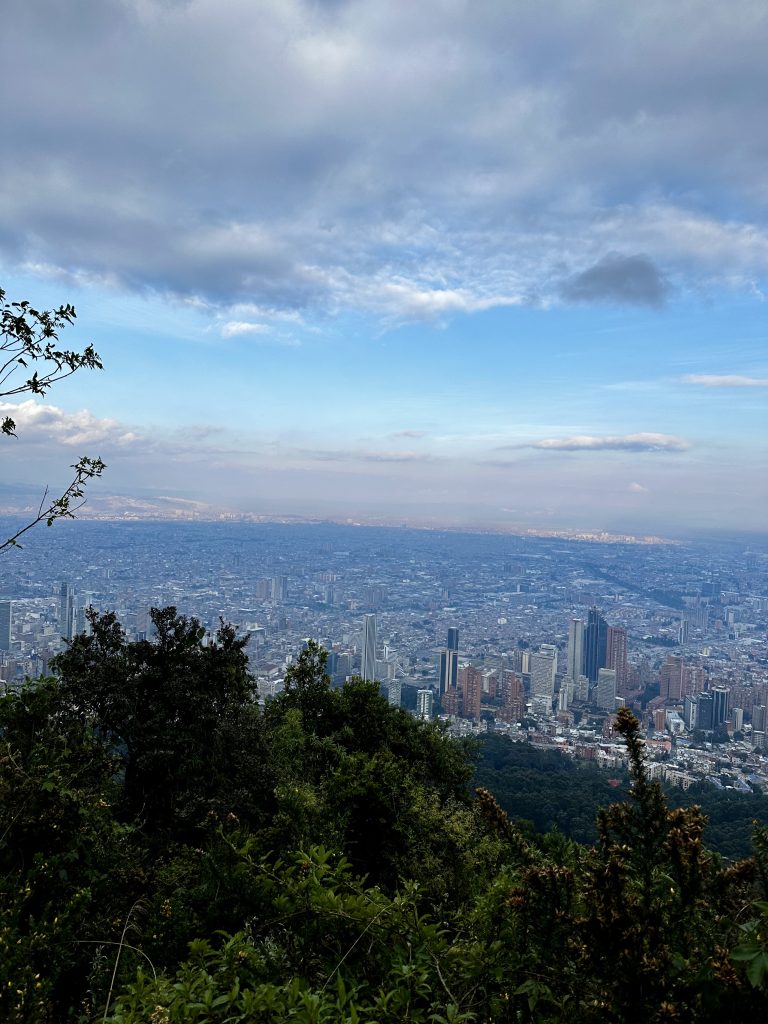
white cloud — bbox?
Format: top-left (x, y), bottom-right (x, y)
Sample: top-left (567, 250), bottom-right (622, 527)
top-left (682, 373), bottom-right (768, 387)
top-left (221, 321), bottom-right (271, 338)
top-left (629, 482), bottom-right (648, 493)
top-left (527, 433), bottom-right (690, 452)
top-left (0, 400), bottom-right (141, 447)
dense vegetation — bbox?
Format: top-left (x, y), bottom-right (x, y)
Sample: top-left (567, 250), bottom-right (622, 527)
top-left (2, 608), bottom-right (768, 1022)
top-left (475, 734), bottom-right (768, 860)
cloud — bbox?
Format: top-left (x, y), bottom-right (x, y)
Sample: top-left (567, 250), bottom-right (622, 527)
top-left (523, 432), bottom-right (690, 452)
top-left (628, 482), bottom-right (648, 493)
top-left (682, 373), bottom-right (768, 387)
top-left (0, 400), bottom-right (141, 447)
top-left (1, 1), bottom-right (767, 318)
top-left (388, 429), bottom-right (428, 439)
top-left (559, 253), bottom-right (669, 308)
top-left (220, 320), bottom-right (271, 338)
top-left (356, 279), bottom-right (523, 320)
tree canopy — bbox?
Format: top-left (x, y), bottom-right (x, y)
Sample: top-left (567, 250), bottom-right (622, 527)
top-left (2, 612), bottom-right (768, 1022)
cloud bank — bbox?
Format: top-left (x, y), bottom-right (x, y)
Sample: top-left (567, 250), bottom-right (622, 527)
top-left (2, 0), bottom-right (768, 319)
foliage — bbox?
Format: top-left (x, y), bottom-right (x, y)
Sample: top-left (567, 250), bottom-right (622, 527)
top-left (0, 679), bottom-right (135, 1022)
top-left (0, 285), bottom-right (105, 552)
top-left (51, 607), bottom-right (263, 837)
top-left (577, 707), bottom-right (757, 1021)
top-left (475, 732), bottom-right (768, 860)
top-left (2, 623), bottom-right (768, 1021)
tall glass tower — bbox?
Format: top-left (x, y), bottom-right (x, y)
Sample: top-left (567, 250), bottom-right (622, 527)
top-left (584, 607), bottom-right (608, 684)
top-left (360, 613), bottom-right (377, 682)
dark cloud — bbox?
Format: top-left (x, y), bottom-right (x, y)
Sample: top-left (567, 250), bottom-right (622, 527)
top-left (560, 254), bottom-right (669, 308)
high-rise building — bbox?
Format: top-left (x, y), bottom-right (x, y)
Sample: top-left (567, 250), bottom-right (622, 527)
top-left (530, 645), bottom-right (557, 703)
top-left (498, 669), bottom-right (524, 723)
top-left (606, 626), bottom-right (628, 693)
top-left (596, 668), bottom-right (617, 712)
top-left (446, 627), bottom-right (459, 651)
top-left (439, 648), bottom-right (459, 693)
top-left (0, 601), bottom-right (12, 652)
top-left (460, 664), bottom-right (483, 720)
top-left (683, 695), bottom-right (698, 730)
top-left (683, 664), bottom-right (705, 699)
top-left (566, 618), bottom-right (584, 682)
top-left (441, 686), bottom-right (460, 716)
top-left (660, 655), bottom-right (684, 702)
top-left (59, 583), bottom-right (76, 641)
top-left (387, 679), bottom-right (402, 707)
top-left (697, 693), bottom-right (714, 731)
top-left (360, 613), bottom-right (377, 682)
top-left (711, 686), bottom-right (730, 727)
top-left (583, 607), bottom-right (608, 684)
top-left (416, 688), bottom-right (434, 721)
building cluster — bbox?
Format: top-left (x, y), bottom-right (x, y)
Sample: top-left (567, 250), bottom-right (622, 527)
top-left (1, 518), bottom-right (766, 795)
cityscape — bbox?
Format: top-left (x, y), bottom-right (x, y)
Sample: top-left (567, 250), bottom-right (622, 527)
top-left (3, 1), bottom-right (768, 1015)
top-left (2, 516), bottom-right (766, 796)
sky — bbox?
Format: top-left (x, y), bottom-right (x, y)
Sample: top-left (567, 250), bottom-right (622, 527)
top-left (1, 0), bottom-right (767, 537)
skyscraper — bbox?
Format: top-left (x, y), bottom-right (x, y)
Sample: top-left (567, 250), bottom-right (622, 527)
top-left (583, 607), bottom-right (608, 684)
top-left (498, 669), bottom-right (524, 723)
top-left (0, 601), bottom-right (11, 652)
top-left (460, 663), bottom-right (483, 720)
top-left (439, 647), bottom-right (458, 693)
top-left (660, 655), bottom-right (684, 702)
top-left (606, 626), bottom-right (628, 693)
top-left (446, 626), bottom-right (459, 651)
top-left (711, 686), bottom-right (730, 727)
top-left (596, 668), bottom-right (617, 712)
top-left (59, 582), bottom-right (76, 641)
top-left (697, 693), bottom-right (714, 731)
top-left (530, 644), bottom-right (557, 702)
top-left (566, 618), bottom-right (584, 682)
top-left (360, 613), bottom-right (377, 682)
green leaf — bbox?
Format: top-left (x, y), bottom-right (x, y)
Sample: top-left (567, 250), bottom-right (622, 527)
top-left (746, 952), bottom-right (768, 989)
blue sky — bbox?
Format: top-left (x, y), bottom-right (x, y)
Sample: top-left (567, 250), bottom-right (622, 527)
top-left (1, 1), bottom-right (766, 536)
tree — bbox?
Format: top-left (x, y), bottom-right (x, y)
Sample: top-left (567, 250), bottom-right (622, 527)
top-left (52, 607), bottom-right (262, 835)
top-left (0, 678), bottom-right (134, 1022)
top-left (0, 286), bottom-right (105, 551)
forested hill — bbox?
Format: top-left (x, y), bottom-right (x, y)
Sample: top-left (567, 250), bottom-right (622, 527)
top-left (475, 733), bottom-right (768, 861)
top-left (2, 610), bottom-right (768, 1022)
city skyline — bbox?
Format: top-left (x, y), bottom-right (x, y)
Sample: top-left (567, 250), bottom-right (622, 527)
top-left (1, 2), bottom-right (766, 536)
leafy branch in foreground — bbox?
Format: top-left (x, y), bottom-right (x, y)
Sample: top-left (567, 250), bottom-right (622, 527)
top-left (0, 455), bottom-right (106, 553)
top-left (1, 286), bottom-right (105, 550)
